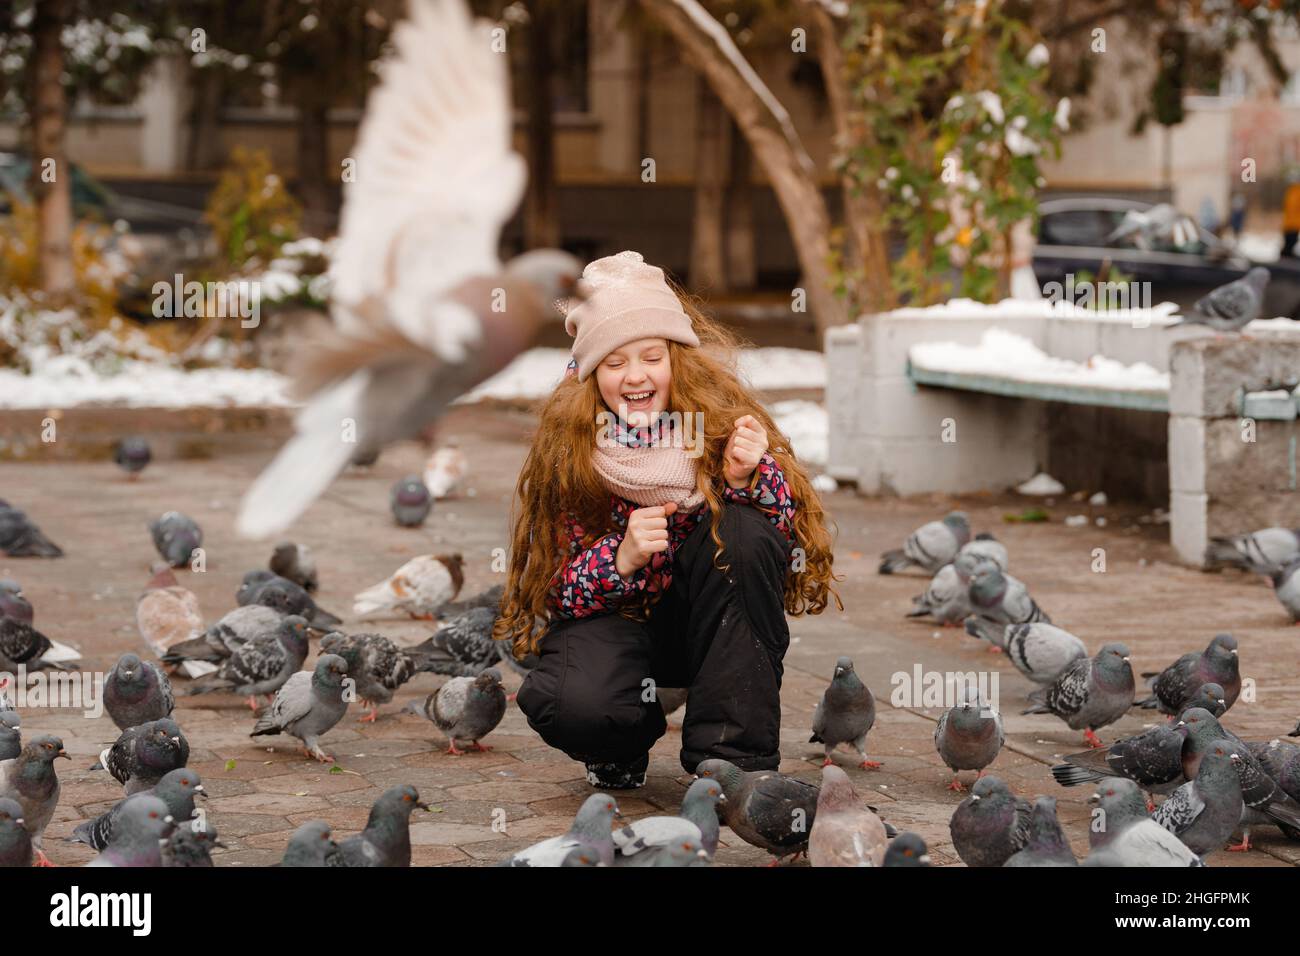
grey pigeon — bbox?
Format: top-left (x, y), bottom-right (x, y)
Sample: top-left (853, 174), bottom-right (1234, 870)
top-left (500, 793), bottom-right (622, 867)
top-left (934, 692), bottom-right (1004, 791)
top-left (879, 511), bottom-right (970, 574)
top-left (1205, 526), bottom-right (1300, 575)
top-left (409, 603), bottom-right (537, 678)
top-left (883, 832), bottom-right (930, 867)
top-left (961, 533), bottom-right (1008, 570)
top-left (72, 768), bottom-right (204, 851)
top-left (1168, 266), bottom-right (1269, 333)
top-left (1083, 778), bottom-right (1202, 866)
top-left (1249, 738), bottom-right (1300, 809)
top-left (1153, 743), bottom-right (1243, 856)
top-left (0, 796), bottom-right (32, 867)
top-left (0, 500), bottom-right (62, 557)
top-left (236, 570), bottom-right (277, 606)
top-left (1021, 643), bottom-right (1134, 748)
top-left (162, 818), bottom-right (223, 867)
top-left (1005, 622), bottom-right (1087, 685)
top-left (281, 820), bottom-right (343, 867)
top-left (434, 583), bottom-right (505, 618)
top-left (337, 786), bottom-right (431, 867)
top-left (808, 764), bottom-right (888, 866)
top-left (250, 653), bottom-right (350, 762)
top-left (1052, 720), bottom-right (1189, 795)
top-left (1004, 796), bottom-right (1077, 867)
top-left (113, 437), bottom-right (152, 478)
top-left (100, 719), bottom-right (189, 794)
top-left (1137, 633), bottom-right (1240, 715)
top-left (0, 734), bottom-right (67, 863)
top-left (0, 617), bottom-right (67, 672)
top-left (233, 0), bottom-right (583, 541)
top-left (695, 758), bottom-right (818, 863)
top-left (163, 604), bottom-right (286, 666)
top-left (0, 579), bottom-right (33, 624)
top-left (86, 795), bottom-right (173, 868)
top-left (240, 571), bottom-right (343, 629)
top-left (810, 656), bottom-right (878, 769)
top-left (1272, 557), bottom-right (1300, 622)
top-left (616, 836), bottom-right (709, 867)
top-left (907, 548), bottom-right (998, 626)
top-left (964, 565), bottom-right (1050, 648)
top-left (560, 847), bottom-right (601, 867)
top-left (182, 614), bottom-right (311, 710)
top-left (611, 776), bottom-right (724, 860)
top-left (0, 712), bottom-right (19, 761)
top-left (320, 631), bottom-right (418, 722)
top-left (391, 475), bottom-right (433, 527)
top-left (405, 668), bottom-right (506, 754)
top-left (103, 652), bottom-right (174, 731)
top-left (1180, 707), bottom-right (1300, 848)
top-left (948, 775), bottom-right (1031, 867)
top-left (149, 511), bottom-right (202, 568)
top-left (270, 541), bottom-right (318, 592)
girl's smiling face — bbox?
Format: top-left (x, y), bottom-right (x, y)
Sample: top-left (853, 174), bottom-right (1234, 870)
top-left (595, 337), bottom-right (672, 428)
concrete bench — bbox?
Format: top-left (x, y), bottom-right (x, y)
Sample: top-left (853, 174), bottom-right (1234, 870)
top-left (825, 301), bottom-right (1300, 566)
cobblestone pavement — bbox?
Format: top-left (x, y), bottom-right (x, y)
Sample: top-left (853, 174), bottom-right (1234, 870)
top-left (3, 403), bottom-right (1297, 866)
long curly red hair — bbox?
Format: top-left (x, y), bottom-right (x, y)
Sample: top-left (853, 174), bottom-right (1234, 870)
top-left (494, 296), bottom-right (842, 657)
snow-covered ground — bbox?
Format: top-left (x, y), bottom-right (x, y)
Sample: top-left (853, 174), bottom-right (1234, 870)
top-left (909, 328), bottom-right (1170, 393)
top-left (769, 399), bottom-right (827, 467)
top-left (1233, 231), bottom-right (1283, 263)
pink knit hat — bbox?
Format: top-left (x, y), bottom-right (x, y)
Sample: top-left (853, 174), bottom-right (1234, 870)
top-left (563, 251), bottom-right (699, 381)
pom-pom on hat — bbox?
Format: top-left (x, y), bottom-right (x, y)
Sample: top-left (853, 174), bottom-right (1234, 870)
top-left (561, 251), bottom-right (699, 381)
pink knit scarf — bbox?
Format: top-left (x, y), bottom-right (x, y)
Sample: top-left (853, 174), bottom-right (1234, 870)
top-left (591, 420), bottom-right (705, 511)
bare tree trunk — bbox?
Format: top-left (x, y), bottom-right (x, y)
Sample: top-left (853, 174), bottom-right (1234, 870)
top-left (296, 102), bottom-right (331, 236)
top-left (523, 0), bottom-right (561, 249)
top-left (637, 0), bottom-right (846, 331)
top-left (724, 116), bottom-right (756, 290)
top-left (186, 66), bottom-right (224, 171)
top-left (690, 79), bottom-right (727, 292)
top-left (30, 0), bottom-right (75, 298)
top-left (803, 0), bottom-right (892, 313)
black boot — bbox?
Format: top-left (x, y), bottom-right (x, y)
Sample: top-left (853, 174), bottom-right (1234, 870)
top-left (584, 753), bottom-right (649, 790)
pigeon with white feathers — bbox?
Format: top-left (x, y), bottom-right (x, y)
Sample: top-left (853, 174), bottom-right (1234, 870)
top-left (236, 0), bottom-right (583, 539)
top-left (353, 553), bottom-right (464, 619)
top-left (135, 565), bottom-right (204, 660)
top-left (879, 511), bottom-right (970, 575)
top-left (1004, 622), bottom-right (1087, 685)
top-left (424, 444), bottom-right (467, 499)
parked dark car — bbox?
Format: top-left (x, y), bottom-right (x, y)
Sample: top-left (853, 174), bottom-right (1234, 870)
top-left (1034, 196), bottom-right (1300, 319)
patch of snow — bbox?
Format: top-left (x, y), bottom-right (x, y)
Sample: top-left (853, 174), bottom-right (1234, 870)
top-left (1026, 43), bottom-right (1050, 67)
top-left (811, 473), bottom-right (838, 493)
top-left (1234, 232), bottom-right (1281, 263)
top-left (890, 296), bottom-right (1182, 324)
top-left (1064, 514), bottom-right (1088, 527)
top-left (1017, 472), bottom-right (1065, 496)
top-left (769, 399), bottom-right (827, 467)
top-left (1089, 491), bottom-right (1108, 506)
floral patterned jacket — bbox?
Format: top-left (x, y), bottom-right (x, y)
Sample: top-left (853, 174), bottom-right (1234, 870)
top-left (548, 415), bottom-right (797, 619)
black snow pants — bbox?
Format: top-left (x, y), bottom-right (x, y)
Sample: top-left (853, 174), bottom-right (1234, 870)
top-left (516, 501), bottom-right (792, 774)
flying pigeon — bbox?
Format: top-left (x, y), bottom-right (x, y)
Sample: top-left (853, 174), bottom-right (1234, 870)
top-left (239, 571), bottom-right (343, 629)
top-left (99, 719), bottom-right (189, 794)
top-left (0, 580), bottom-right (33, 625)
top-left (135, 565), bottom-right (204, 659)
top-left (934, 692), bottom-right (1004, 791)
top-left (337, 785), bottom-right (429, 867)
top-left (270, 541), bottom-right (318, 592)
top-left (695, 758), bottom-right (818, 864)
top-left (1167, 267), bottom-right (1270, 333)
top-left (282, 820), bottom-right (344, 867)
top-left (0, 734), bottom-right (66, 864)
top-left (71, 768), bottom-right (204, 851)
top-left (250, 653), bottom-right (351, 762)
top-left (883, 832), bottom-right (930, 867)
top-left (0, 500), bottom-right (62, 557)
top-left (353, 553), bottom-right (465, 619)
top-left (611, 776), bottom-right (724, 860)
top-left (809, 656), bottom-right (878, 769)
top-left (86, 795), bottom-right (173, 868)
top-left (1152, 743), bottom-right (1243, 856)
top-left (391, 475), bottom-right (433, 528)
top-left (948, 775), bottom-right (1031, 867)
top-left (113, 437), bottom-right (152, 478)
top-left (149, 511), bottom-right (202, 568)
top-left (964, 565), bottom-right (1051, 649)
top-left (103, 652), bottom-right (175, 731)
top-left (1272, 557), bottom-right (1300, 622)
top-left (0, 796), bottom-right (32, 867)
top-left (1083, 778), bottom-right (1202, 867)
top-left (1021, 643), bottom-right (1134, 747)
top-left (1004, 622), bottom-right (1087, 685)
top-left (235, 0), bottom-right (583, 540)
top-left (1003, 796), bottom-right (1077, 867)
top-left (499, 793), bottom-right (621, 867)
top-left (320, 631), bottom-right (419, 722)
top-left (405, 668), bottom-right (506, 754)
top-left (1137, 633), bottom-right (1240, 716)
top-left (424, 444), bottom-right (467, 499)
top-left (181, 615), bottom-right (311, 711)
top-left (0, 712), bottom-right (20, 761)
top-left (1104, 202), bottom-right (1191, 250)
top-left (162, 818), bottom-right (223, 867)
top-left (808, 764), bottom-right (888, 867)
top-left (1205, 526), bottom-right (1300, 575)
top-left (879, 511), bottom-right (970, 574)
